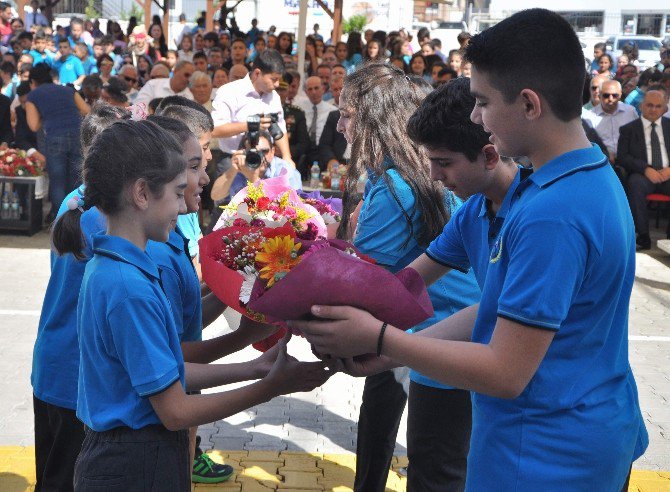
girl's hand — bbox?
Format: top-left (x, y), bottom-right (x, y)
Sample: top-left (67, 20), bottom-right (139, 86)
top-left (341, 354), bottom-right (398, 377)
top-left (252, 339), bottom-right (289, 378)
top-left (264, 332), bottom-right (335, 395)
top-left (289, 305), bottom-right (381, 358)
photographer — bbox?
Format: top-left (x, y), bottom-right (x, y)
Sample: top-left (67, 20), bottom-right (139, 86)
top-left (211, 48), bottom-right (295, 174)
top-left (210, 130), bottom-right (302, 204)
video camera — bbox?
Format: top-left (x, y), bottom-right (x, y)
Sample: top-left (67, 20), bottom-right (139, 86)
top-left (244, 113), bottom-right (284, 169)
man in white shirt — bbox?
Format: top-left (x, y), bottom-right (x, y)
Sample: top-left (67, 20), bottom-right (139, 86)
top-left (209, 49), bottom-right (296, 225)
top-left (117, 64), bottom-right (140, 103)
top-left (296, 76), bottom-right (337, 173)
top-left (617, 89), bottom-right (670, 249)
top-left (583, 80), bottom-right (638, 163)
top-left (134, 61), bottom-right (195, 106)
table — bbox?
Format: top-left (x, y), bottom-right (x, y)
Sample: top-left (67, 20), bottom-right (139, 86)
top-left (0, 176), bottom-right (44, 235)
top-left (301, 183), bottom-right (344, 199)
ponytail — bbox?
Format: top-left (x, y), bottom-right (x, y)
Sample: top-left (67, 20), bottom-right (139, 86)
top-left (52, 194), bottom-right (88, 259)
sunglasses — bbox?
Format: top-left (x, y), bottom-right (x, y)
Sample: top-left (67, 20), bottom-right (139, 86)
top-left (601, 93), bottom-right (621, 99)
top-left (590, 86), bottom-right (599, 90)
top-left (123, 76), bottom-right (137, 83)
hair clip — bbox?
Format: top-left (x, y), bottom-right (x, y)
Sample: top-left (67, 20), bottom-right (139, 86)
top-left (67, 195), bottom-right (85, 213)
top-left (405, 75), bottom-right (411, 81)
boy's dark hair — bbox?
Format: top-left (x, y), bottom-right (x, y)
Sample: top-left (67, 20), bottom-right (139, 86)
top-left (465, 8), bottom-right (585, 122)
top-left (209, 46), bottom-right (223, 55)
top-left (80, 102), bottom-right (131, 152)
top-left (438, 67), bottom-right (458, 79)
top-left (70, 17), bottom-right (84, 27)
top-left (203, 32), bottom-right (219, 44)
top-left (231, 38), bottom-right (247, 47)
top-left (252, 49), bottom-right (285, 75)
top-left (17, 80), bottom-right (31, 97)
top-left (193, 51), bottom-right (208, 61)
top-left (457, 32), bottom-right (471, 44)
top-left (18, 32), bottom-right (33, 42)
top-left (34, 30), bottom-right (47, 42)
top-left (0, 61), bottom-right (15, 75)
top-left (638, 68), bottom-right (662, 88)
top-left (53, 120), bottom-right (185, 259)
top-left (148, 97), bottom-right (163, 113)
top-left (431, 39), bottom-right (442, 49)
top-left (29, 63), bottom-right (53, 85)
top-left (82, 74), bottom-right (103, 91)
top-left (156, 99), bottom-right (214, 135)
top-left (0, 2), bottom-right (9, 10)
top-left (594, 42), bottom-right (606, 52)
top-left (58, 38), bottom-right (70, 46)
top-left (103, 77), bottom-right (129, 103)
top-left (407, 78), bottom-right (491, 162)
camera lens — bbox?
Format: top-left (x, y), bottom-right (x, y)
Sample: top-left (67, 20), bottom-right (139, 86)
top-left (245, 149), bottom-right (262, 169)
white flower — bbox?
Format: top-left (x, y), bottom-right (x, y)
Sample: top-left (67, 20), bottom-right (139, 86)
top-left (239, 266), bottom-right (259, 304)
top-left (5, 156), bottom-right (13, 163)
top-left (322, 212), bottom-right (337, 225)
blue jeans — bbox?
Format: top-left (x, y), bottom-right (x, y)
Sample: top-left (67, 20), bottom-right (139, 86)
top-left (44, 131), bottom-right (82, 216)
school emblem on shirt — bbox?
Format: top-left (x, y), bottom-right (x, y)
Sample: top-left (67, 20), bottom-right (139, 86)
top-left (490, 235), bottom-right (503, 264)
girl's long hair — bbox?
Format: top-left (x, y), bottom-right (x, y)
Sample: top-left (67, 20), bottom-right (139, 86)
top-left (340, 62), bottom-right (449, 246)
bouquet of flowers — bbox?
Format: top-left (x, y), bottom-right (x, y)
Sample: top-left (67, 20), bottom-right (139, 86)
top-left (299, 190), bottom-right (342, 238)
top-left (200, 223), bottom-right (435, 350)
top-left (0, 148), bottom-right (44, 177)
top-left (214, 171), bottom-right (329, 239)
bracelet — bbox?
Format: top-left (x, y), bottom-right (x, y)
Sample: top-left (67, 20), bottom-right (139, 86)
top-left (376, 322), bottom-right (388, 357)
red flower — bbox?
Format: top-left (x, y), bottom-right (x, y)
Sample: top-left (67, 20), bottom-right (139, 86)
top-left (233, 218), bottom-right (248, 227)
top-left (256, 196), bottom-right (271, 211)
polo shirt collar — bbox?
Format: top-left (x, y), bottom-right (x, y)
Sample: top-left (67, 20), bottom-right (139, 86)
top-left (165, 225), bottom-right (190, 257)
top-left (478, 166), bottom-right (527, 219)
top-left (529, 144), bottom-right (607, 189)
top-left (91, 233), bottom-right (160, 281)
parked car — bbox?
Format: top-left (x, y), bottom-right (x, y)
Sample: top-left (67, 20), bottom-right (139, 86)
top-left (430, 20), bottom-right (469, 53)
top-left (606, 35), bottom-right (663, 70)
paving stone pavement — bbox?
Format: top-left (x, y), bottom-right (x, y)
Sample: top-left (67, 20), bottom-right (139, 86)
top-left (0, 225), bottom-right (668, 475)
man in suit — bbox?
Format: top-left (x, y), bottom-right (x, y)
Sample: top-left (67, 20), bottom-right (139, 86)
top-left (617, 89), bottom-right (670, 250)
top-left (318, 109), bottom-right (348, 170)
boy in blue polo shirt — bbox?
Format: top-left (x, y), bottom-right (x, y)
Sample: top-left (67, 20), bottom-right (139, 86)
top-left (51, 38), bottom-right (85, 86)
top-left (293, 9), bottom-right (647, 491)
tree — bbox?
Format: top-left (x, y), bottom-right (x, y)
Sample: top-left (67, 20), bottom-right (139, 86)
top-left (218, 0), bottom-right (246, 30)
top-left (342, 14), bottom-right (367, 34)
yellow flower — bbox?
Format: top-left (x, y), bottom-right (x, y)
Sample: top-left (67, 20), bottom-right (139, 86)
top-left (256, 236), bottom-right (302, 287)
top-left (246, 181), bottom-right (265, 201)
top-left (278, 191), bottom-right (290, 208)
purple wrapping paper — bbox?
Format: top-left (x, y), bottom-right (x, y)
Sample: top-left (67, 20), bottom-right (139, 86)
top-left (246, 246), bottom-right (434, 329)
top-left (299, 190), bottom-right (343, 215)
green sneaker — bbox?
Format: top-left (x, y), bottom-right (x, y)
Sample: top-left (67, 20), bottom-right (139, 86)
top-left (191, 452), bottom-right (234, 484)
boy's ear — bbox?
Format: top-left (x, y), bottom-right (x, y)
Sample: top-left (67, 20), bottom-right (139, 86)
top-left (482, 144), bottom-right (500, 169)
top-left (129, 178), bottom-right (150, 210)
top-left (520, 88), bottom-right (542, 121)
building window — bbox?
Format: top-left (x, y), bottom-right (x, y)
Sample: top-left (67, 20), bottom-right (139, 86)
top-left (637, 13), bottom-right (664, 36)
top-left (559, 11), bottom-right (604, 34)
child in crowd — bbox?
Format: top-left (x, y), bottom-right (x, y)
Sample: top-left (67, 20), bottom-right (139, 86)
top-left (50, 119), bottom-right (331, 491)
top-left (30, 30), bottom-right (54, 65)
top-left (74, 41), bottom-right (98, 75)
top-left (178, 33), bottom-right (194, 62)
top-left (52, 38), bottom-right (85, 86)
top-left (293, 9), bottom-right (648, 491)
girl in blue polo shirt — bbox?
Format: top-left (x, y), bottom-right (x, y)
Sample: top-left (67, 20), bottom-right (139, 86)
top-left (52, 120), bottom-right (331, 491)
top-left (337, 63), bottom-right (481, 491)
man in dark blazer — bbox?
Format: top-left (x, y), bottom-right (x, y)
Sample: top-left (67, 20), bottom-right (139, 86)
top-left (318, 109), bottom-right (348, 170)
top-left (617, 89), bottom-right (670, 249)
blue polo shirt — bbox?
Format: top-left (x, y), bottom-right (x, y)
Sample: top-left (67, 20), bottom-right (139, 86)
top-left (52, 54), bottom-right (85, 85)
top-left (29, 49), bottom-right (54, 66)
top-left (465, 144), bottom-right (647, 490)
top-left (31, 187), bottom-right (105, 409)
top-left (355, 165), bottom-right (480, 390)
top-left (81, 55), bottom-right (98, 75)
top-left (176, 213), bottom-right (202, 259)
top-left (146, 227), bottom-right (203, 343)
top-left (77, 234), bottom-right (185, 431)
top-left (426, 167), bottom-right (530, 288)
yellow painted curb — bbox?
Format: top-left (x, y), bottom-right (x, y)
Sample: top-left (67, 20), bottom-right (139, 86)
top-left (0, 447), bottom-right (668, 491)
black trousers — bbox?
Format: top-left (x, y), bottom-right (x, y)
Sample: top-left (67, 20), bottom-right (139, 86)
top-left (407, 382), bottom-right (471, 492)
top-left (626, 172), bottom-right (670, 236)
top-left (355, 371), bottom-right (472, 492)
top-left (74, 424), bottom-right (190, 492)
top-left (354, 370), bottom-right (407, 492)
top-left (33, 395), bottom-right (86, 492)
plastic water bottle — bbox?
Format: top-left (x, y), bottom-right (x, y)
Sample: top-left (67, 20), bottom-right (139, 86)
top-left (309, 161), bottom-right (321, 188)
top-left (1, 191), bottom-right (9, 220)
top-left (11, 191), bottom-right (20, 219)
top-left (330, 167), bottom-right (340, 191)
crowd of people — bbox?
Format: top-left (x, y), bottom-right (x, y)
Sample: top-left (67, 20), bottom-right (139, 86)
top-left (12, 4), bottom-right (669, 492)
